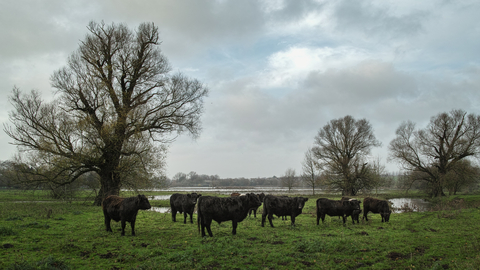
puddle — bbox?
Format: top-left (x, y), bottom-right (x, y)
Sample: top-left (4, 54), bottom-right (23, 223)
top-left (149, 207), bottom-right (170, 213)
top-left (389, 198), bottom-right (430, 213)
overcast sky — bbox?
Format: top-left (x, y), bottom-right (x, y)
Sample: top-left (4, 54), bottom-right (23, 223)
top-left (1, 0), bottom-right (480, 179)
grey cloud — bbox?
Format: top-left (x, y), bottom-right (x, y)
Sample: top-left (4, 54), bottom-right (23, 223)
top-left (332, 0), bottom-right (427, 40)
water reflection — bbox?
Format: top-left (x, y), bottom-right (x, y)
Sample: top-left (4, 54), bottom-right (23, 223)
top-left (389, 198), bottom-right (430, 213)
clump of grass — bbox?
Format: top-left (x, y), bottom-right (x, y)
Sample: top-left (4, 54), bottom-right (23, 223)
top-left (0, 226), bottom-right (16, 236)
top-left (5, 256), bottom-right (70, 270)
top-left (5, 216), bottom-right (23, 221)
top-left (20, 222), bottom-right (50, 229)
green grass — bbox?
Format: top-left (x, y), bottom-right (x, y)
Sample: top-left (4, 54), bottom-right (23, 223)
top-left (1, 193), bottom-right (480, 269)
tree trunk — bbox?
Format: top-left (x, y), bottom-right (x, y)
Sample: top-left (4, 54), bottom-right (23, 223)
top-left (94, 170), bottom-right (122, 206)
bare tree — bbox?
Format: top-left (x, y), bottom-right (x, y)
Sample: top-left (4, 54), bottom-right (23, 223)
top-left (4, 21), bottom-right (208, 205)
top-left (389, 110), bottom-right (480, 197)
top-left (370, 156), bottom-right (386, 195)
top-left (301, 148), bottom-right (322, 195)
top-left (281, 168), bottom-right (298, 193)
top-left (312, 115), bottom-right (381, 196)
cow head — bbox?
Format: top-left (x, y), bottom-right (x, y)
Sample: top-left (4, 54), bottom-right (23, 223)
top-left (257, 193), bottom-right (266, 202)
top-left (187, 193), bottom-right (202, 204)
top-left (381, 210), bottom-right (392, 222)
top-left (348, 199), bottom-right (361, 210)
top-left (294, 197), bottom-right (308, 210)
top-left (246, 193), bottom-right (262, 208)
top-left (136, 195), bottom-right (152, 210)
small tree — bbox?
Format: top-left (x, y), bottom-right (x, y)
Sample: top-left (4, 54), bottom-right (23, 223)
top-left (301, 148), bottom-right (322, 195)
top-left (281, 168), bottom-right (298, 193)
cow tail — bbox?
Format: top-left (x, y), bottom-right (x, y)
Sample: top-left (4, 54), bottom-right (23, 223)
top-left (197, 204), bottom-right (201, 233)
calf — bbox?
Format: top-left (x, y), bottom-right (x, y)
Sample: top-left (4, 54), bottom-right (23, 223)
top-left (197, 193), bottom-right (262, 237)
top-left (363, 197), bottom-right (392, 222)
top-left (261, 195), bottom-right (308, 227)
top-left (248, 193), bottom-right (266, 218)
top-left (316, 198), bottom-right (361, 225)
top-left (102, 195), bottom-right (151, 236)
top-left (170, 193), bottom-right (202, 224)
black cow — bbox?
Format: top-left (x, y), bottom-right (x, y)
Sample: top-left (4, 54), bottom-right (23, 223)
top-left (248, 193), bottom-right (266, 218)
top-left (363, 197), bottom-right (392, 222)
top-left (197, 193), bottom-right (262, 237)
top-left (341, 197), bottom-right (362, 224)
top-left (170, 193), bottom-right (202, 224)
top-left (261, 195), bottom-right (309, 227)
top-left (102, 195), bottom-right (151, 236)
top-left (316, 198), bottom-right (361, 225)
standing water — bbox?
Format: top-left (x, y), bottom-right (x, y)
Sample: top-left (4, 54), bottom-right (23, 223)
top-left (389, 198), bottom-right (430, 213)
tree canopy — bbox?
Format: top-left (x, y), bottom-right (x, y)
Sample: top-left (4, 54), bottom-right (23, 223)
top-left (312, 115), bottom-right (381, 196)
top-left (4, 21), bottom-right (209, 205)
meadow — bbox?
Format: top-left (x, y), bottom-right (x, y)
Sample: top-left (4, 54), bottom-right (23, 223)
top-left (1, 190), bottom-right (480, 269)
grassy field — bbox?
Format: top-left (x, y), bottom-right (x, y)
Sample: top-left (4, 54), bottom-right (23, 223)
top-left (1, 190), bottom-right (480, 269)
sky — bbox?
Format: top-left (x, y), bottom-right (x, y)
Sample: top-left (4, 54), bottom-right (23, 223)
top-left (1, 0), bottom-right (480, 179)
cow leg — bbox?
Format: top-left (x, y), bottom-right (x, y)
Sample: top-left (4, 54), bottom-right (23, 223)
top-left (205, 218), bottom-right (214, 237)
top-left (341, 215), bottom-right (347, 224)
top-left (363, 210), bottom-right (369, 221)
top-left (290, 215), bottom-right (295, 226)
top-left (232, 220), bottom-right (238, 235)
top-left (131, 220), bottom-right (136, 236)
top-left (253, 209), bottom-right (257, 218)
top-left (200, 218), bottom-right (207, 237)
top-left (121, 219), bottom-right (126, 236)
top-left (189, 212), bottom-right (194, 224)
top-left (171, 208), bottom-right (177, 222)
top-left (316, 213), bottom-right (320, 225)
top-left (261, 212), bottom-right (267, 227)
top-left (183, 212), bottom-right (188, 224)
top-left (104, 215), bottom-right (112, 232)
top-left (268, 213), bottom-right (275, 228)
top-left (321, 214), bottom-right (326, 223)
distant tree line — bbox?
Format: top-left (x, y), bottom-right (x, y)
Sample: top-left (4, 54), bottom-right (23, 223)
top-left (169, 171), bottom-right (281, 187)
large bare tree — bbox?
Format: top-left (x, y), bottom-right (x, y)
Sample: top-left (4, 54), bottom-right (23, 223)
top-left (389, 110), bottom-right (480, 197)
top-left (312, 115), bottom-right (381, 196)
top-left (4, 22), bottom-right (208, 205)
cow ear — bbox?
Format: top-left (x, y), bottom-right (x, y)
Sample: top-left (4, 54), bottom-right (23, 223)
top-left (198, 194), bottom-right (202, 197)
top-left (305, 198), bottom-right (308, 202)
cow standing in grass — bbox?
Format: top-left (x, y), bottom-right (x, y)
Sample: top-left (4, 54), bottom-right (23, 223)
top-left (363, 197), bottom-right (392, 222)
top-left (316, 198), bottom-right (361, 225)
top-left (102, 195), bottom-right (151, 236)
top-left (170, 193), bottom-right (202, 224)
top-left (261, 195), bottom-right (309, 227)
top-left (197, 193), bottom-right (262, 237)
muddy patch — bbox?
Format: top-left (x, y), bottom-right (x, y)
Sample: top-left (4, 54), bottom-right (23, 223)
top-left (387, 251), bottom-right (405, 260)
top-left (99, 252), bottom-right (115, 259)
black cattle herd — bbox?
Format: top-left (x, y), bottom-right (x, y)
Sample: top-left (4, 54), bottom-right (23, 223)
top-left (101, 193), bottom-right (392, 237)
